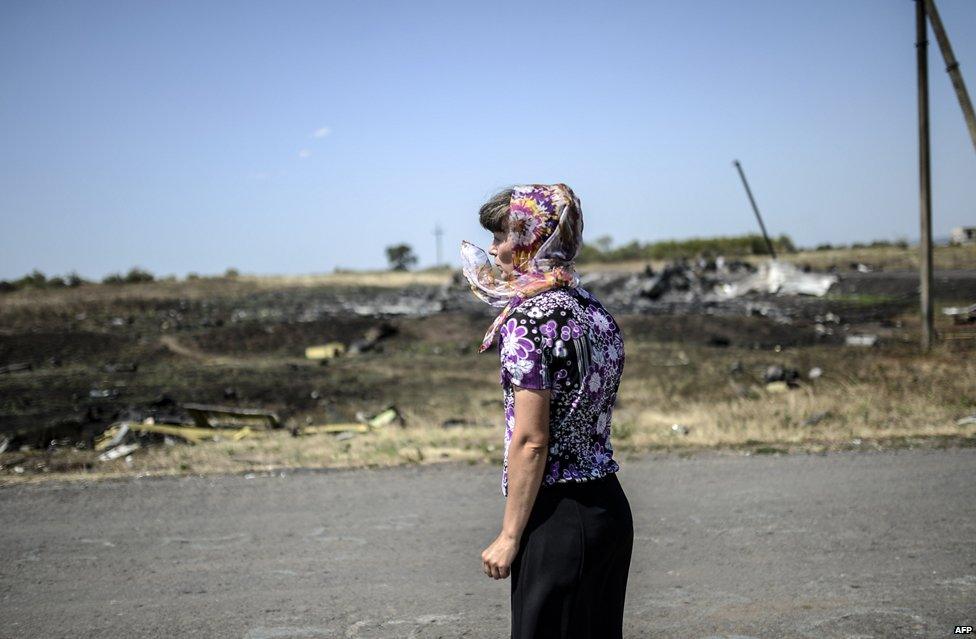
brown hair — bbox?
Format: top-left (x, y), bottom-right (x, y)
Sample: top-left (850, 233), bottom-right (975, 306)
top-left (478, 187), bottom-right (513, 234)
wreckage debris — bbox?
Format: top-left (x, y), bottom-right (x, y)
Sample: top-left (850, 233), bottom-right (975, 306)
top-left (97, 442), bottom-right (140, 462)
top-left (670, 424), bottom-right (690, 436)
top-left (305, 342), bottom-right (346, 361)
top-left (182, 403), bottom-right (281, 429)
top-left (942, 303), bottom-right (976, 324)
top-left (89, 388), bottom-right (120, 400)
top-left (95, 418), bottom-right (266, 461)
top-left (762, 365), bottom-right (800, 386)
top-left (845, 334), bottom-right (879, 347)
top-left (717, 260), bottom-right (837, 299)
top-left (303, 323), bottom-right (399, 363)
top-left (292, 405), bottom-right (405, 436)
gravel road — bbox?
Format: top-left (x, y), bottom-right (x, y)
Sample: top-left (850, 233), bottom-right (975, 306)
top-left (1, 447), bottom-right (974, 638)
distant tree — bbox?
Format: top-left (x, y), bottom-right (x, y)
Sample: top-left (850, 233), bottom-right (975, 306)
top-left (17, 269), bottom-right (47, 289)
top-left (224, 267), bottom-right (240, 279)
top-left (385, 244), bottom-right (418, 271)
top-left (593, 235), bottom-right (614, 253)
top-left (102, 267), bottom-right (154, 285)
top-left (124, 267), bottom-right (154, 283)
top-left (66, 271), bottom-right (86, 287)
top-left (776, 234), bottom-right (796, 253)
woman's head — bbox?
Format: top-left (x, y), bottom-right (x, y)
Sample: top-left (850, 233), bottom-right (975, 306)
top-left (478, 184), bottom-right (583, 277)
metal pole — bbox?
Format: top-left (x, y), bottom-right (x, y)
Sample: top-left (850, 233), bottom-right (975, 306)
top-left (916, 0), bottom-right (934, 352)
top-left (732, 160), bottom-right (777, 259)
top-left (433, 223), bottom-right (443, 267)
top-left (925, 0), bottom-right (976, 155)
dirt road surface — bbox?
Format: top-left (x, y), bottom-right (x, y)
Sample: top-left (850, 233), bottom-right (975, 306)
top-left (1, 448), bottom-right (974, 638)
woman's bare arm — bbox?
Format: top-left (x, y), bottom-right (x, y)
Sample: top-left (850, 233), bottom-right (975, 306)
top-left (502, 386), bottom-right (551, 538)
top-left (482, 386), bottom-right (550, 579)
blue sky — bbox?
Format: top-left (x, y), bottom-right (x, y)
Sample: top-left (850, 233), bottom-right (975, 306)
top-left (1, 0), bottom-right (974, 279)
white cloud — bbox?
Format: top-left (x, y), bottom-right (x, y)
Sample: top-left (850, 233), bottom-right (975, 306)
top-left (312, 126), bottom-right (332, 139)
top-left (298, 149), bottom-right (312, 159)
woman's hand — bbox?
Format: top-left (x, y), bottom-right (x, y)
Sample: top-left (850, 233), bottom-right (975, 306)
top-left (482, 531), bottom-right (520, 579)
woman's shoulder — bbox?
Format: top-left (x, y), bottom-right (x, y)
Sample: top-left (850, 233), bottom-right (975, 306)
top-left (512, 288), bottom-right (579, 320)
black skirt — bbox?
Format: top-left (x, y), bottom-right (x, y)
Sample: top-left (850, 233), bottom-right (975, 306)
top-left (510, 472), bottom-right (634, 639)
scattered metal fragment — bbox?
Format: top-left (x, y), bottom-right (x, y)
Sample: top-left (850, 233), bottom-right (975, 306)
top-left (845, 334), bottom-right (879, 347)
top-left (956, 415), bottom-right (976, 426)
top-left (808, 367), bottom-right (823, 380)
top-left (670, 424), bottom-right (690, 435)
top-left (942, 303), bottom-right (976, 324)
top-left (94, 423), bottom-right (132, 451)
top-left (300, 423), bottom-right (370, 435)
top-left (182, 403), bottom-right (280, 429)
top-left (718, 260), bottom-right (838, 298)
top-left (357, 405), bottom-right (405, 428)
top-left (97, 442), bottom-right (141, 462)
top-left (89, 388), bottom-right (120, 399)
top-left (763, 365), bottom-right (800, 385)
top-left (295, 405), bottom-right (404, 436)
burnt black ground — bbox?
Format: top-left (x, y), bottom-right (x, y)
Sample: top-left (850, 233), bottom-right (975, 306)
top-left (1, 447), bottom-right (973, 638)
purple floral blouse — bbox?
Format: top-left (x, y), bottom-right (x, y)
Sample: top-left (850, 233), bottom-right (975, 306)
top-left (497, 286), bottom-right (625, 497)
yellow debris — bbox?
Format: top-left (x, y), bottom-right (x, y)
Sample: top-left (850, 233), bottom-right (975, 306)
top-left (300, 423), bottom-right (370, 435)
top-left (305, 342), bottom-right (346, 361)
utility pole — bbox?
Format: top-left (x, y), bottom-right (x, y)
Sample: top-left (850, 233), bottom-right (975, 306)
top-left (916, 0), bottom-right (934, 352)
top-left (732, 160), bottom-right (777, 259)
top-left (433, 223), bottom-right (444, 267)
top-left (924, 0), bottom-right (976, 155)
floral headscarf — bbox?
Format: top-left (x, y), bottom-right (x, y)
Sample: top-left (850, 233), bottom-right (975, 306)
top-left (460, 183), bottom-right (584, 353)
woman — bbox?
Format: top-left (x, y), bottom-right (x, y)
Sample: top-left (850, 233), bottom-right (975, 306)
top-left (460, 184), bottom-right (634, 639)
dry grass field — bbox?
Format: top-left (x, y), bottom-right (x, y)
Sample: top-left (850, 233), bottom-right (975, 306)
top-left (1, 244), bottom-right (974, 485)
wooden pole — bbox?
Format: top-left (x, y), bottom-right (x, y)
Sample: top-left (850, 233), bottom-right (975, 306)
top-left (916, 0), bottom-right (934, 352)
top-left (924, 0), bottom-right (976, 155)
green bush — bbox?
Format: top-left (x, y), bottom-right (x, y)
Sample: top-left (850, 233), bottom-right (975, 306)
top-left (123, 267), bottom-right (154, 283)
top-left (576, 233), bottom-right (798, 263)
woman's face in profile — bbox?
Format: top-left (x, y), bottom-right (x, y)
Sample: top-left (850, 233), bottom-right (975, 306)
top-left (488, 225), bottom-right (516, 277)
